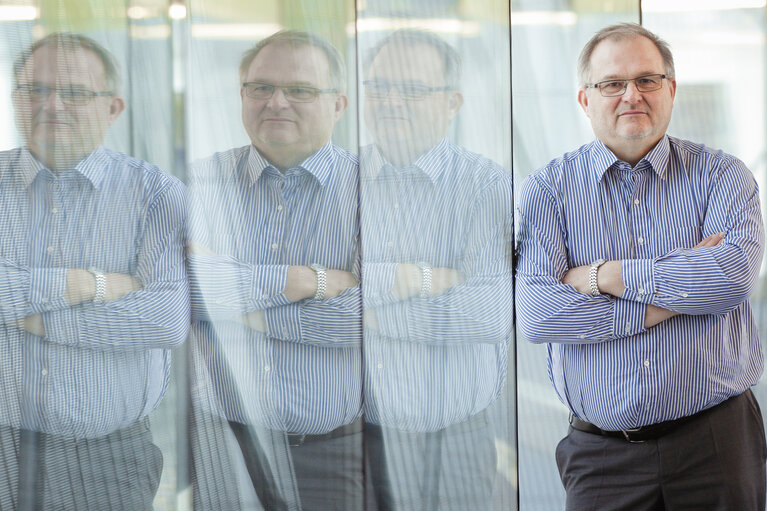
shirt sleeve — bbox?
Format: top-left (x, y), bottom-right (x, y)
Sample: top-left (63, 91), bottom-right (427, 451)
top-left (41, 181), bottom-right (190, 350)
top-left (620, 156), bottom-right (764, 315)
top-left (364, 176), bottom-right (514, 345)
top-left (0, 262), bottom-right (71, 324)
top-left (263, 285), bottom-right (362, 347)
top-left (516, 174), bottom-right (648, 344)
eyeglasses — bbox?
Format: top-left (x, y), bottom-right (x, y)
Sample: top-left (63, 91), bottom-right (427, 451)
top-left (363, 80), bottom-right (451, 101)
top-left (15, 84), bottom-right (114, 106)
top-left (585, 74), bottom-right (668, 97)
top-left (242, 82), bottom-right (337, 103)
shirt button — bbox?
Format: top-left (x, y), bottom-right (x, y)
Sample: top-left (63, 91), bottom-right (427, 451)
top-left (637, 288), bottom-right (644, 295)
top-left (643, 360), bottom-right (650, 367)
top-left (377, 363), bottom-right (383, 369)
top-left (51, 207), bottom-right (59, 214)
top-left (681, 292), bottom-right (689, 298)
top-left (637, 237), bottom-right (644, 245)
top-left (276, 204), bottom-right (283, 211)
top-left (41, 368), bottom-right (48, 376)
top-left (633, 199), bottom-right (640, 206)
top-left (270, 242), bottom-right (278, 250)
top-left (386, 241), bottom-right (393, 248)
top-left (393, 203), bottom-right (399, 209)
top-left (264, 365), bottom-right (270, 372)
top-left (579, 334), bottom-right (586, 339)
top-left (46, 246), bottom-right (54, 253)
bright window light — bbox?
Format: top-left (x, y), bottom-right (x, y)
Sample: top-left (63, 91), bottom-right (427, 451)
top-left (0, 5), bottom-right (39, 21)
top-left (642, 0), bottom-right (766, 12)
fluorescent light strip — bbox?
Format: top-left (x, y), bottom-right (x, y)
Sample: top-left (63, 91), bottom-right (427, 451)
top-left (642, 0), bottom-right (766, 12)
top-left (0, 5), bottom-right (39, 21)
top-left (190, 23), bottom-right (283, 39)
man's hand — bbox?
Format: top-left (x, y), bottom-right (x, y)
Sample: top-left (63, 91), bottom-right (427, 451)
top-left (104, 273), bottom-right (141, 302)
top-left (19, 314), bottom-right (45, 336)
top-left (187, 241), bottom-right (216, 256)
top-left (233, 309), bottom-right (266, 332)
top-left (283, 266), bottom-right (358, 302)
top-left (394, 263), bottom-right (465, 299)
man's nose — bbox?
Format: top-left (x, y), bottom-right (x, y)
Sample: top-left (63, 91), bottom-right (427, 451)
top-left (266, 87), bottom-right (291, 109)
top-left (42, 89), bottom-right (66, 111)
top-left (621, 80), bottom-right (643, 101)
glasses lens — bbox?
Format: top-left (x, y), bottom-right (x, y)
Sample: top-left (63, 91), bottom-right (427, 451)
top-left (284, 87), bottom-right (318, 103)
top-left (635, 75), bottom-right (663, 92)
top-left (245, 83), bottom-right (275, 99)
top-left (398, 84), bottom-right (429, 100)
top-left (58, 89), bottom-right (94, 106)
top-left (599, 81), bottom-right (627, 96)
top-left (364, 82), bottom-right (390, 99)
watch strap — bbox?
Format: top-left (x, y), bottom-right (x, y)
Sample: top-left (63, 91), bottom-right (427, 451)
top-left (589, 259), bottom-right (606, 296)
top-left (310, 264), bottom-right (327, 300)
top-left (416, 261), bottom-right (432, 299)
top-left (88, 267), bottom-right (107, 304)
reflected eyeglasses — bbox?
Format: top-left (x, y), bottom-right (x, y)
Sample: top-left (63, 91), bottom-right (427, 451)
top-left (363, 80), bottom-right (451, 101)
top-left (15, 84), bottom-right (114, 106)
top-left (242, 82), bottom-right (337, 103)
top-left (584, 74), bottom-right (668, 97)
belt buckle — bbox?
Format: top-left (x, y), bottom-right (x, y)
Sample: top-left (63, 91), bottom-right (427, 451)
top-left (288, 434), bottom-right (306, 447)
top-left (621, 427), bottom-right (645, 443)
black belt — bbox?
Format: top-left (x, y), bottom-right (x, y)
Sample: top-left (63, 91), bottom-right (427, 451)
top-left (569, 392), bottom-right (744, 443)
top-left (287, 419), bottom-right (362, 447)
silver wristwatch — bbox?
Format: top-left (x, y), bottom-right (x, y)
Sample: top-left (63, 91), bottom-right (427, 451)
top-left (88, 267), bottom-right (107, 304)
top-left (310, 264), bottom-right (327, 300)
top-left (589, 258), bottom-right (606, 296)
top-left (416, 261), bottom-right (432, 299)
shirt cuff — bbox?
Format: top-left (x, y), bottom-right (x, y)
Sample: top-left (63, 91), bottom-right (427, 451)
top-left (41, 308), bottom-right (80, 345)
top-left (264, 303), bottom-right (301, 342)
top-left (621, 259), bottom-right (655, 305)
top-left (252, 264), bottom-right (289, 306)
top-left (28, 268), bottom-right (70, 313)
top-left (361, 263), bottom-right (399, 306)
top-left (613, 299), bottom-right (647, 338)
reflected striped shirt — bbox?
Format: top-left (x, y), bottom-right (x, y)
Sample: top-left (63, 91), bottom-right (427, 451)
top-left (516, 135), bottom-right (764, 430)
top-left (188, 143), bottom-right (362, 435)
top-left (361, 140), bottom-right (514, 432)
top-left (0, 146), bottom-right (189, 438)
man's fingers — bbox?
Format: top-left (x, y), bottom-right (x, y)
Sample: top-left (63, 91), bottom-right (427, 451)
top-left (693, 232), bottom-right (725, 249)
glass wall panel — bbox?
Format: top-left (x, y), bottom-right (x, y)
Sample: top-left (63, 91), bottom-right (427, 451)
top-left (357, 1), bottom-right (515, 509)
top-left (0, 1), bottom-right (185, 510)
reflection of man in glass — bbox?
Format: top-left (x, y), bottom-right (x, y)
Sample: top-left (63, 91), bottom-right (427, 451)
top-left (0, 33), bottom-right (189, 510)
top-left (188, 30), bottom-right (362, 510)
top-left (517, 23), bottom-right (766, 509)
top-left (361, 30), bottom-right (513, 509)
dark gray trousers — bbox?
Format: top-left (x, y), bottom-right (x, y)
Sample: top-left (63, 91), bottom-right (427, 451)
top-left (0, 420), bottom-right (162, 511)
top-left (556, 390), bottom-right (767, 511)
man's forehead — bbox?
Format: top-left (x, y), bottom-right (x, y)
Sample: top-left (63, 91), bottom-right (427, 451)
top-left (369, 42), bottom-right (444, 82)
top-left (21, 45), bottom-right (106, 82)
top-left (247, 42), bottom-right (330, 83)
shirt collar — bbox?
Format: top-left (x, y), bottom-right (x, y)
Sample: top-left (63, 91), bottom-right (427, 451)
top-left (245, 142), bottom-right (336, 187)
top-left (590, 135), bottom-right (671, 181)
top-left (20, 146), bottom-right (107, 190)
top-left (363, 138), bottom-right (451, 184)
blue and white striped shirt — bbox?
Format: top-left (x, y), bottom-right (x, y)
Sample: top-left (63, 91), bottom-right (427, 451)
top-left (516, 135), bottom-right (765, 431)
top-left (361, 140), bottom-right (514, 432)
top-left (0, 146), bottom-right (189, 438)
top-left (188, 143), bottom-right (362, 435)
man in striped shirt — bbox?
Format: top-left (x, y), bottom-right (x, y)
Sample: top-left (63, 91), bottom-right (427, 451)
top-left (187, 31), bottom-right (362, 510)
top-left (517, 23), bottom-right (766, 510)
top-left (0, 33), bottom-right (189, 510)
top-left (361, 30), bottom-right (514, 509)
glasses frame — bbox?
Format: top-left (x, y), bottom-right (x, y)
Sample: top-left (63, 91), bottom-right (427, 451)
top-left (15, 84), bottom-right (114, 106)
top-left (362, 80), bottom-right (452, 101)
top-left (584, 74), bottom-right (668, 97)
top-left (241, 82), bottom-right (338, 103)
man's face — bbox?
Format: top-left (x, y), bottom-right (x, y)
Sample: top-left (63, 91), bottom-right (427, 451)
top-left (13, 45), bottom-right (124, 170)
top-left (364, 42), bottom-right (462, 166)
top-left (241, 42), bottom-right (347, 170)
top-left (577, 36), bottom-right (676, 162)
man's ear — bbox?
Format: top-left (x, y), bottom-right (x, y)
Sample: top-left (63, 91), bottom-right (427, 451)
top-left (447, 91), bottom-right (463, 120)
top-left (577, 88), bottom-right (590, 117)
top-left (333, 93), bottom-right (349, 122)
top-left (108, 95), bottom-right (126, 125)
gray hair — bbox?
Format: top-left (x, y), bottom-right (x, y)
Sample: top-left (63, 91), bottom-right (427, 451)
top-left (365, 29), bottom-right (462, 90)
top-left (239, 30), bottom-right (346, 92)
top-left (577, 23), bottom-right (675, 86)
top-left (13, 32), bottom-right (121, 93)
